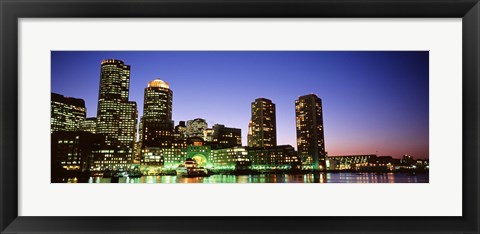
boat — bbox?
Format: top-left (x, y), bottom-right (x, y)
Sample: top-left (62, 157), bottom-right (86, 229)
top-left (176, 158), bottom-right (210, 177)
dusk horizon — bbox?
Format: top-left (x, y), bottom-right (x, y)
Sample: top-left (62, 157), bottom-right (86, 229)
top-left (51, 51), bottom-right (429, 160)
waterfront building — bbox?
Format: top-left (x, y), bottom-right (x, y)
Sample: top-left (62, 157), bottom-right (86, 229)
top-left (248, 98), bottom-right (277, 147)
top-left (295, 94), bottom-right (326, 170)
top-left (140, 140), bottom-right (187, 173)
top-left (186, 118), bottom-right (208, 138)
top-left (400, 154), bottom-right (415, 166)
top-left (210, 124), bottom-right (242, 149)
top-left (186, 137), bottom-right (211, 167)
top-left (51, 131), bottom-right (102, 173)
top-left (51, 93), bottom-right (86, 133)
top-left (327, 155), bottom-right (424, 172)
top-left (79, 117), bottom-right (97, 134)
top-left (361, 155), bottom-right (395, 172)
top-left (139, 78), bottom-right (180, 172)
top-left (140, 147), bottom-right (164, 166)
top-left (91, 145), bottom-right (129, 170)
top-left (246, 145), bottom-right (300, 170)
top-left (140, 79), bottom-right (175, 149)
top-left (327, 154), bottom-right (377, 170)
top-left (415, 159), bottom-right (429, 170)
top-left (162, 140), bottom-right (187, 169)
top-left (210, 147), bottom-right (250, 170)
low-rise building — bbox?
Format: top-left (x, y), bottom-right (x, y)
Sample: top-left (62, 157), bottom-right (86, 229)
top-left (246, 145), bottom-right (300, 170)
top-left (211, 147), bottom-right (250, 170)
top-left (51, 131), bottom-right (102, 172)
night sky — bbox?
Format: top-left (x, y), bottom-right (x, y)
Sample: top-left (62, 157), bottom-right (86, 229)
top-left (51, 51), bottom-right (429, 159)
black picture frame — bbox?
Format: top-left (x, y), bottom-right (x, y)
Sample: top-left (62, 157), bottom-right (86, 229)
top-left (1, 0), bottom-right (479, 233)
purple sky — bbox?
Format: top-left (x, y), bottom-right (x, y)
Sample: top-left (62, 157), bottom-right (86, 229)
top-left (51, 51), bottom-right (429, 159)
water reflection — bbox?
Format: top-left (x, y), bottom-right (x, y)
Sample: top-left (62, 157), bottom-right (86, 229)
top-left (83, 172), bottom-right (428, 184)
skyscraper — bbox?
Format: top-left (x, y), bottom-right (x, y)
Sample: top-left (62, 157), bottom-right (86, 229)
top-left (248, 98), bottom-right (277, 147)
top-left (118, 101), bottom-right (138, 159)
top-left (140, 79), bottom-right (174, 149)
top-left (295, 94), bottom-right (326, 170)
top-left (96, 59), bottom-right (133, 145)
top-left (143, 79), bottom-right (173, 120)
top-left (51, 92), bottom-right (86, 133)
top-left (95, 59), bottom-right (137, 168)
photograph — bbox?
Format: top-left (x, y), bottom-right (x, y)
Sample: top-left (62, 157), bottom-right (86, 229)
top-left (50, 51), bottom-right (429, 183)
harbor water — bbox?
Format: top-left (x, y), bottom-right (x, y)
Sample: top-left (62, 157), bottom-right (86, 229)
top-left (71, 172), bottom-right (429, 183)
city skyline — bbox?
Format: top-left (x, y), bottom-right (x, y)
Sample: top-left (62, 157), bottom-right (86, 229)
top-left (52, 51), bottom-right (429, 159)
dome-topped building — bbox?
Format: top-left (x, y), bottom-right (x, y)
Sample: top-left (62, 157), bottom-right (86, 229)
top-left (141, 78), bottom-right (174, 150)
top-left (143, 79), bottom-right (173, 120)
top-left (148, 79), bottom-right (169, 89)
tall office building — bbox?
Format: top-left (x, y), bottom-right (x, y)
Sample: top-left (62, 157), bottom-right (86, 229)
top-left (248, 98), bottom-right (277, 147)
top-left (118, 101), bottom-right (138, 157)
top-left (295, 94), bottom-right (326, 170)
top-left (141, 79), bottom-right (174, 149)
top-left (143, 79), bottom-right (173, 120)
top-left (95, 59), bottom-right (137, 168)
top-left (51, 92), bottom-right (86, 133)
top-left (96, 59), bottom-right (133, 145)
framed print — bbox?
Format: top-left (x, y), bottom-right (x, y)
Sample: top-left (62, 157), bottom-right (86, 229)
top-left (0, 0), bottom-right (479, 233)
